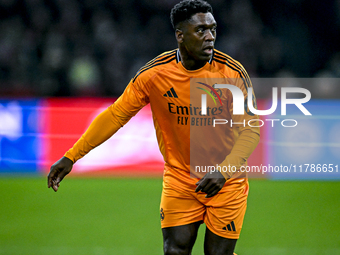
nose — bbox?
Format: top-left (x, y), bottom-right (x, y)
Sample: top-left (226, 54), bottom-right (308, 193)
top-left (205, 29), bottom-right (215, 41)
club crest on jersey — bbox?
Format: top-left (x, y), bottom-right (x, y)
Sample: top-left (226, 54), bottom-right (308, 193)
top-left (212, 84), bottom-right (222, 98)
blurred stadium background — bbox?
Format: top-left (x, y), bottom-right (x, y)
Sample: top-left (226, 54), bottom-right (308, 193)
top-left (0, 0), bottom-right (339, 254)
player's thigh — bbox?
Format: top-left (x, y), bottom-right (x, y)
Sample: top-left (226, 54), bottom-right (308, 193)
top-left (162, 221), bottom-right (201, 255)
top-left (160, 181), bottom-right (205, 228)
top-left (204, 226), bottom-right (237, 255)
top-left (203, 189), bottom-right (248, 240)
top-left (160, 179), bottom-right (205, 254)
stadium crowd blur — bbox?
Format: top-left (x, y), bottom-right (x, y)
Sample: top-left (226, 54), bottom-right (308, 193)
top-left (0, 0), bottom-right (339, 98)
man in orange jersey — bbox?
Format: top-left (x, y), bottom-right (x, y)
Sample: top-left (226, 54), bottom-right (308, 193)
top-left (48, 0), bottom-right (260, 254)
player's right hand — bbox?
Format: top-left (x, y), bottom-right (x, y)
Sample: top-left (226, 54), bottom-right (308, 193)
top-left (47, 156), bottom-right (74, 192)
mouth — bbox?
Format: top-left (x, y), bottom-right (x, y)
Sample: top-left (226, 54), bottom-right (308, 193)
top-left (203, 45), bottom-right (214, 55)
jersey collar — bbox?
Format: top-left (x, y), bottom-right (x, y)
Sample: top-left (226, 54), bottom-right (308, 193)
top-left (176, 49), bottom-right (214, 65)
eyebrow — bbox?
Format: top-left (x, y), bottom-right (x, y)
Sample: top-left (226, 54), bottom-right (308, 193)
top-left (194, 22), bottom-right (217, 28)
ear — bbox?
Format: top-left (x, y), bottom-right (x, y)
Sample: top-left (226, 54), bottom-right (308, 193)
top-left (175, 29), bottom-right (184, 44)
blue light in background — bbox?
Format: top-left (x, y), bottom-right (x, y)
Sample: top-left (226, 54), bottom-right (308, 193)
top-left (0, 99), bottom-right (41, 173)
top-left (268, 100), bottom-right (340, 180)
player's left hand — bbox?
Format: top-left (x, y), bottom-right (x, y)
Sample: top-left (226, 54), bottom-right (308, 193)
top-left (195, 171), bottom-right (227, 198)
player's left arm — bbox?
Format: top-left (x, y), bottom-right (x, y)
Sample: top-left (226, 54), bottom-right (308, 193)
top-left (219, 75), bottom-right (260, 180)
top-left (195, 72), bottom-right (260, 197)
top-left (196, 119), bottom-right (260, 198)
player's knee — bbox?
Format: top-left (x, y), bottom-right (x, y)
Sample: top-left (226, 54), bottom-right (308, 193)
top-left (204, 240), bottom-right (236, 255)
top-left (163, 242), bottom-right (191, 255)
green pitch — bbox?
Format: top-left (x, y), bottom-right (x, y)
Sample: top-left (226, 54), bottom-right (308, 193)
top-left (0, 177), bottom-right (339, 255)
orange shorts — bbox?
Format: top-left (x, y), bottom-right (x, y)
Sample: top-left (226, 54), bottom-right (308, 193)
top-left (160, 166), bottom-right (249, 239)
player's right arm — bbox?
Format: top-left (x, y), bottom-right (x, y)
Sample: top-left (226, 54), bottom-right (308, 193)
top-left (47, 108), bottom-right (121, 191)
top-left (47, 76), bottom-right (150, 192)
top-left (48, 156), bottom-right (73, 192)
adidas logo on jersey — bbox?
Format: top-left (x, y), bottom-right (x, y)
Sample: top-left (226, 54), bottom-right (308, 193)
top-left (163, 87), bottom-right (178, 98)
top-left (223, 221), bottom-right (236, 231)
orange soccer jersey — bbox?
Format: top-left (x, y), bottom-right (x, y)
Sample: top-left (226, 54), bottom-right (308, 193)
top-left (65, 49), bottom-right (260, 238)
top-left (65, 49), bottom-right (260, 186)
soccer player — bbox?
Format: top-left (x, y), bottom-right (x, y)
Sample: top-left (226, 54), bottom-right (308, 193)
top-left (47, 0), bottom-right (260, 254)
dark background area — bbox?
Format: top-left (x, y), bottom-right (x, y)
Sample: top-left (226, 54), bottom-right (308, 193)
top-left (0, 0), bottom-right (339, 97)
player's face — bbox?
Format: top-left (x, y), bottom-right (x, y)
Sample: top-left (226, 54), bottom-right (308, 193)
top-left (177, 12), bottom-right (217, 68)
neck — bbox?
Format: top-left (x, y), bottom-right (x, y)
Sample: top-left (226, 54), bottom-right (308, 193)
top-left (178, 49), bottom-right (207, 70)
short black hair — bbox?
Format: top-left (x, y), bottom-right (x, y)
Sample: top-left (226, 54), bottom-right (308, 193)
top-left (170, 0), bottom-right (213, 29)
